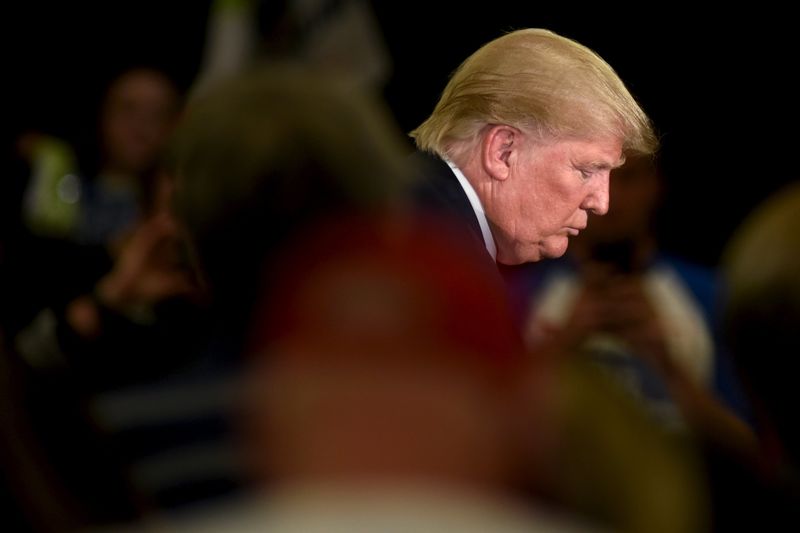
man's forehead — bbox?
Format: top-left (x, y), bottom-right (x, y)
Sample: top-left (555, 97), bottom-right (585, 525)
top-left (568, 138), bottom-right (625, 167)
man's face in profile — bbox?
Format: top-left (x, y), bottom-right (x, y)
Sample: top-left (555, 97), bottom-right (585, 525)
top-left (486, 136), bottom-right (623, 265)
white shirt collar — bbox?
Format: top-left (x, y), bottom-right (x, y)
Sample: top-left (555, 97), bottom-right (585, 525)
top-left (445, 160), bottom-right (497, 261)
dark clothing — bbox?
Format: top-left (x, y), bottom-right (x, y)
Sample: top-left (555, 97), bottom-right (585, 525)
top-left (407, 151), bottom-right (502, 285)
top-left (408, 151), bottom-right (483, 245)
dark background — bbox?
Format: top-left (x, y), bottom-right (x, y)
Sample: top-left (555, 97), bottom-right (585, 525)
top-left (6, 1), bottom-right (797, 267)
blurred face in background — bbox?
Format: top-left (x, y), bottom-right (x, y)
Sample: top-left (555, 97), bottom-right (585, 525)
top-left (101, 68), bottom-right (180, 175)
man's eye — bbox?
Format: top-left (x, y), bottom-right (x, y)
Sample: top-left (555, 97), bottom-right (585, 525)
top-left (579, 169), bottom-right (592, 179)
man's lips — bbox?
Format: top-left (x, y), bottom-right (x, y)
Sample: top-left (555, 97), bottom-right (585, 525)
top-left (565, 226), bottom-right (585, 236)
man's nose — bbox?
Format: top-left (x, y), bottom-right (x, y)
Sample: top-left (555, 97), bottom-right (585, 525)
top-left (582, 173), bottom-right (610, 215)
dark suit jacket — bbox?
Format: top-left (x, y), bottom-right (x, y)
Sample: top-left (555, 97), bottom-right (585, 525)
top-left (408, 150), bottom-right (486, 254)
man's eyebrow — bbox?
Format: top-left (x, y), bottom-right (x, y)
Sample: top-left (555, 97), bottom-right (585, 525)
top-left (584, 156), bottom-right (626, 171)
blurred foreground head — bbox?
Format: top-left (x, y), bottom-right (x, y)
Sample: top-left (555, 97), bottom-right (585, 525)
top-left (245, 214), bottom-right (523, 489)
top-left (240, 213), bottom-right (705, 533)
top-left (723, 183), bottom-right (800, 465)
top-left (166, 65), bottom-right (410, 307)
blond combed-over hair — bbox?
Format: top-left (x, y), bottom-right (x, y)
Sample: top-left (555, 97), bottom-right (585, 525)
top-left (411, 29), bottom-right (657, 162)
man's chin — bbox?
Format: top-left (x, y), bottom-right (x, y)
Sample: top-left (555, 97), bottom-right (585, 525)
top-left (497, 240), bottom-right (566, 265)
top-left (496, 248), bottom-right (533, 266)
top-left (540, 237), bottom-right (569, 260)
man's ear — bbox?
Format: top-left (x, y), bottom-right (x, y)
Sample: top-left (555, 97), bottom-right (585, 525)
top-left (481, 124), bottom-right (518, 181)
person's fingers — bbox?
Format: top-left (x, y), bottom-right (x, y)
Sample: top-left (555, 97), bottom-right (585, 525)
top-left (115, 215), bottom-right (183, 276)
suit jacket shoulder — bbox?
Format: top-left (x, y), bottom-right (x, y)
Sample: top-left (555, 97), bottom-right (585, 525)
top-left (407, 151), bottom-right (483, 243)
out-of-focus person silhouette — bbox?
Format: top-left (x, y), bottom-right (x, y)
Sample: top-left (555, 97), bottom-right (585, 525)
top-left (9, 65), bottom-right (188, 377)
top-left (78, 67), bottom-right (181, 244)
top-left (19, 66), bottom-right (181, 245)
top-left (4, 66), bottom-right (184, 344)
top-left (240, 215), bottom-right (706, 533)
top-left (410, 28), bottom-right (656, 271)
top-left (221, 216), bottom-right (601, 533)
top-left (0, 66), bottom-right (194, 532)
top-left (505, 154), bottom-right (761, 531)
top-left (508, 155), bottom-right (753, 445)
top-left (716, 182), bottom-right (800, 529)
top-left (1, 62), bottom-right (188, 529)
top-left (169, 64), bottom-right (409, 334)
top-left (0, 63), bottom-right (188, 531)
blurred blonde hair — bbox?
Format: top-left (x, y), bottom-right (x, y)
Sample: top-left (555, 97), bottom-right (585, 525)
top-left (165, 64), bottom-right (411, 294)
top-left (723, 182), bottom-right (800, 310)
top-left (411, 29), bottom-right (657, 162)
top-left (168, 64), bottom-right (409, 240)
